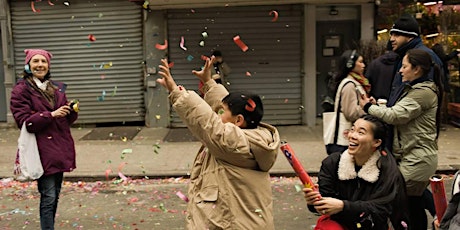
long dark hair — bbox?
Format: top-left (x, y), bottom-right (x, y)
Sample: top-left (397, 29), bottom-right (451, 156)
top-left (405, 49), bottom-right (443, 138)
top-left (331, 50), bottom-right (360, 96)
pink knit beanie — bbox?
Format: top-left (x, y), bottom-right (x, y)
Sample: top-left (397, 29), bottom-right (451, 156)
top-left (24, 49), bottom-right (53, 67)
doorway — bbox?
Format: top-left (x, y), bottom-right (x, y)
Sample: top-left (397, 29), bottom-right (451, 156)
top-left (315, 20), bottom-right (360, 116)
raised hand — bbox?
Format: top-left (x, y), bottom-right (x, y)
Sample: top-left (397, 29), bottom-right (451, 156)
top-left (157, 58), bottom-right (178, 92)
top-left (192, 56), bottom-right (215, 83)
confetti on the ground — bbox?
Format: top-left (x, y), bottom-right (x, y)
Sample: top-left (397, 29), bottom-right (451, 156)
top-left (175, 191), bottom-right (189, 202)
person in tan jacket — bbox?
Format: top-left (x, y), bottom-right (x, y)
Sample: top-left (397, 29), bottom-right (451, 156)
top-left (157, 56), bottom-right (280, 229)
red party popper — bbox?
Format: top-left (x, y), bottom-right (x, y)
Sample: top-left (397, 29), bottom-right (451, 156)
top-left (430, 174), bottom-right (448, 220)
top-left (280, 141), bottom-right (319, 195)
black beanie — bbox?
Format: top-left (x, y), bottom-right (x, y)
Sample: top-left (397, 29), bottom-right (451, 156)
top-left (390, 14), bottom-right (420, 37)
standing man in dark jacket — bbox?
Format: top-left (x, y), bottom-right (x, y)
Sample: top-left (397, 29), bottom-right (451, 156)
top-left (388, 14), bottom-right (443, 104)
top-left (10, 49), bottom-right (78, 230)
top-left (365, 48), bottom-right (398, 101)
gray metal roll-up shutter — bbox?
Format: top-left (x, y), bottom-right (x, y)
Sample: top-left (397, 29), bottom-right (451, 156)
top-left (11, 0), bottom-right (144, 124)
top-left (167, 5), bottom-right (302, 127)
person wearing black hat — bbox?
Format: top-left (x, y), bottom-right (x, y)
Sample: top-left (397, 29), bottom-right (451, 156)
top-left (388, 14), bottom-right (443, 103)
top-left (210, 50), bottom-right (231, 86)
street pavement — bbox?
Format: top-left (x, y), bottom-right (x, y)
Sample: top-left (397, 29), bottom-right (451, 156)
top-left (1, 121), bottom-right (460, 180)
top-left (0, 122), bottom-right (459, 229)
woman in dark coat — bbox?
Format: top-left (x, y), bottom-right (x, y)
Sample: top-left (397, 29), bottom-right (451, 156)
top-left (10, 49), bottom-right (78, 230)
top-left (304, 115), bottom-right (409, 230)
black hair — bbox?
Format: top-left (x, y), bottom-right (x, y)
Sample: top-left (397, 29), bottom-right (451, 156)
top-left (332, 49), bottom-right (361, 96)
top-left (222, 92), bottom-right (263, 129)
top-left (360, 114), bottom-right (388, 151)
top-left (405, 49), bottom-right (443, 138)
top-left (212, 50), bottom-right (222, 57)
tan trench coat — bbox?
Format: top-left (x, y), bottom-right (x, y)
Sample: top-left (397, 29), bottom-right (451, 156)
top-left (169, 80), bottom-right (280, 229)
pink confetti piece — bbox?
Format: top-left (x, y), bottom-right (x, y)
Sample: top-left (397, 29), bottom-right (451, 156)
top-left (246, 71), bottom-right (252, 77)
top-left (269, 10), bottom-right (279, 22)
top-left (31, 1), bottom-right (40, 13)
top-left (48, 0), bottom-right (54, 6)
top-left (176, 191), bottom-right (189, 202)
top-left (118, 171), bottom-right (128, 181)
top-left (155, 40), bottom-right (168, 50)
top-left (233, 35), bottom-right (248, 52)
top-left (180, 36), bottom-right (187, 51)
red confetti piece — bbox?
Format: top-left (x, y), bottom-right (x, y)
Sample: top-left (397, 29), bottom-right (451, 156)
top-left (200, 55), bottom-right (209, 61)
top-left (269, 10), bottom-right (279, 22)
top-left (88, 34), bottom-right (96, 42)
top-left (233, 35), bottom-right (248, 52)
top-left (48, 0), bottom-right (54, 6)
top-left (245, 99), bottom-right (256, 112)
top-left (168, 62), bottom-right (174, 68)
top-left (105, 169), bottom-right (112, 181)
top-left (155, 40), bottom-right (168, 50)
top-left (118, 162), bottom-right (127, 172)
top-left (176, 191), bottom-right (189, 202)
top-left (31, 1), bottom-right (41, 13)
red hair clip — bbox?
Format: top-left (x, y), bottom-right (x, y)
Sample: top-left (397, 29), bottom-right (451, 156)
top-left (245, 98), bottom-right (256, 112)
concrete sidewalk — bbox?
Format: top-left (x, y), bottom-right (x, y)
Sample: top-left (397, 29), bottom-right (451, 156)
top-left (1, 122), bottom-right (460, 180)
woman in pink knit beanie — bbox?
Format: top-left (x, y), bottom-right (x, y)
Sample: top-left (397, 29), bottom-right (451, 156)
top-left (11, 48), bottom-right (78, 230)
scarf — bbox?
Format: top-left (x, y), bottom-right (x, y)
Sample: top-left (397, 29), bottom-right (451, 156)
top-left (349, 72), bottom-right (371, 94)
top-left (33, 77), bottom-right (49, 91)
top-left (26, 77), bottom-right (56, 108)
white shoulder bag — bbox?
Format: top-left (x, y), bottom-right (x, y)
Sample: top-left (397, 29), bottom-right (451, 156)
top-left (323, 79), bottom-right (356, 147)
top-left (13, 122), bottom-right (44, 181)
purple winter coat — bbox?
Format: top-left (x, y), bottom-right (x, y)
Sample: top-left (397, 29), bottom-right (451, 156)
top-left (10, 79), bottom-right (78, 176)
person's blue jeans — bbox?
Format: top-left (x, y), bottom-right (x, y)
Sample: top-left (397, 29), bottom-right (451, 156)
top-left (37, 172), bottom-right (63, 230)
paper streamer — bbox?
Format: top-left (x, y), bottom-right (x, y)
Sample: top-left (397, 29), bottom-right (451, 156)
top-left (155, 40), bottom-right (168, 50)
top-left (233, 35), bottom-right (248, 52)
